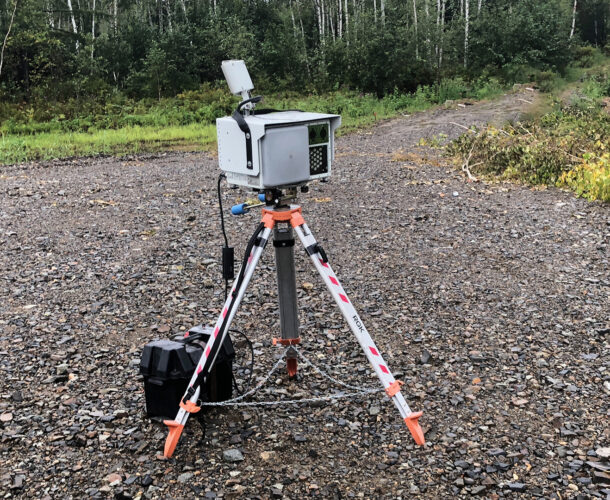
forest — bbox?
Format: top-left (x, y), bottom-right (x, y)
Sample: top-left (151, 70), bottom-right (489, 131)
top-left (0, 0), bottom-right (609, 200)
top-left (0, 0), bottom-right (608, 100)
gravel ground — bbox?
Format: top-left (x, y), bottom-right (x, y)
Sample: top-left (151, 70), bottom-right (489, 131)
top-left (1, 92), bottom-right (609, 499)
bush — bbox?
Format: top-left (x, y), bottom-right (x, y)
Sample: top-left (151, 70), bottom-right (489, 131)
top-left (536, 71), bottom-right (558, 93)
top-left (448, 102), bottom-right (610, 201)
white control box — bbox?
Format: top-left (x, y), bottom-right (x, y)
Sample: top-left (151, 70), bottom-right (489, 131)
top-left (216, 111), bottom-right (341, 190)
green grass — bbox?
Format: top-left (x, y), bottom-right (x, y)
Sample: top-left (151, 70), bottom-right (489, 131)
top-left (0, 123), bottom-right (218, 164)
top-left (0, 78), bottom-right (508, 165)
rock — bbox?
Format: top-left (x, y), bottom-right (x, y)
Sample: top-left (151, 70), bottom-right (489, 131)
top-left (471, 485), bottom-right (487, 495)
top-left (592, 471), bottom-right (610, 484)
top-left (420, 349), bottom-right (432, 364)
top-left (177, 472), bottom-right (193, 484)
top-left (260, 451), bottom-right (274, 461)
top-left (455, 460), bottom-right (471, 469)
top-left (487, 448), bottom-right (506, 456)
top-left (105, 473), bottom-right (122, 486)
top-left (0, 412), bottom-right (13, 423)
top-left (56, 363), bottom-right (69, 375)
top-left (223, 449), bottom-right (244, 462)
top-left (507, 482), bottom-right (526, 492)
top-left (596, 447), bottom-right (610, 459)
top-left (141, 475), bottom-right (153, 486)
top-left (369, 406), bottom-right (381, 416)
top-left (10, 475), bottom-right (24, 490)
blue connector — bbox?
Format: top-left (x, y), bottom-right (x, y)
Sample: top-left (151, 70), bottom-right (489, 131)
top-left (231, 203), bottom-right (248, 215)
top-left (258, 193), bottom-right (265, 202)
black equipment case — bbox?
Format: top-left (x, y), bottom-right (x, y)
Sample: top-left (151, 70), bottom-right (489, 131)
top-left (140, 325), bottom-right (235, 420)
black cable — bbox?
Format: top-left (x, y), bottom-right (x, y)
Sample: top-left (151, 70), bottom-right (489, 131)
top-left (189, 222), bottom-right (265, 396)
top-left (218, 173), bottom-right (232, 302)
top-left (217, 173), bottom-right (229, 248)
top-left (236, 95), bottom-right (263, 113)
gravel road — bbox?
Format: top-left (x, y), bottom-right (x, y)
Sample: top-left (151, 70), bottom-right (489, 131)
top-left (1, 91), bottom-right (609, 499)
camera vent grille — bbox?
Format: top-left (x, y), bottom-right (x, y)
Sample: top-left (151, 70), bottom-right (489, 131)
top-left (309, 145), bottom-right (328, 175)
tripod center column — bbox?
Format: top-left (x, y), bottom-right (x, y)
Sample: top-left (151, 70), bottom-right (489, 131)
top-left (273, 225), bottom-right (300, 358)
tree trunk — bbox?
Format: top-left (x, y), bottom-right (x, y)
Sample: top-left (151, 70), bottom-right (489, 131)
top-left (380, 0), bottom-right (385, 25)
top-left (373, 0), bottom-right (377, 24)
top-left (413, 0), bottom-right (419, 59)
top-left (338, 0), bottom-right (342, 37)
top-left (569, 0), bottom-right (577, 39)
top-left (439, 0), bottom-right (445, 70)
top-left (314, 0), bottom-right (323, 40)
top-left (113, 0), bottom-right (118, 34)
top-left (477, 0), bottom-right (482, 14)
top-left (91, 0), bottom-right (95, 58)
top-left (321, 0), bottom-right (326, 38)
top-left (66, 0), bottom-right (79, 49)
top-left (165, 0), bottom-right (173, 32)
top-left (435, 0), bottom-right (440, 58)
top-left (0, 0), bottom-right (18, 78)
top-left (290, 0), bottom-right (298, 38)
top-left (464, 0), bottom-right (469, 68)
top-left (179, 0), bottom-right (188, 22)
top-left (344, 0), bottom-right (349, 44)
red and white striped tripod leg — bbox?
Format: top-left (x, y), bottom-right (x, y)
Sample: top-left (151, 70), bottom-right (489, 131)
top-left (163, 226), bottom-right (272, 458)
top-left (293, 223), bottom-right (425, 446)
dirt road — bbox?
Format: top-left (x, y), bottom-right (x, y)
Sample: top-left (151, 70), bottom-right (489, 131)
top-left (1, 91), bottom-right (608, 499)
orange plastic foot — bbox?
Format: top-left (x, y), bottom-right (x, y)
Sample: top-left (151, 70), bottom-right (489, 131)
top-left (404, 411), bottom-right (425, 446)
top-left (287, 358), bottom-right (298, 378)
top-left (163, 420), bottom-right (185, 458)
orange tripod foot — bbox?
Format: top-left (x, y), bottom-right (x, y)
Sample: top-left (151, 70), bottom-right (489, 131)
top-left (404, 411), bottom-right (425, 446)
top-left (163, 420), bottom-right (185, 458)
top-left (287, 358), bottom-right (298, 377)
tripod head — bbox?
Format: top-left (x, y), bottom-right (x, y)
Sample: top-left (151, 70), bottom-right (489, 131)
top-left (231, 186), bottom-right (308, 215)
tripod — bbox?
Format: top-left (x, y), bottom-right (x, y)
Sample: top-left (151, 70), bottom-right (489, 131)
top-left (163, 200), bottom-right (425, 458)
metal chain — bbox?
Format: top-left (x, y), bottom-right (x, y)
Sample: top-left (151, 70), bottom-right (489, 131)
top-left (295, 349), bottom-right (377, 392)
top-left (201, 347), bottom-right (383, 408)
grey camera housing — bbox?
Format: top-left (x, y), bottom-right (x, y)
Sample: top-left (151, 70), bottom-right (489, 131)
top-left (216, 111), bottom-right (341, 190)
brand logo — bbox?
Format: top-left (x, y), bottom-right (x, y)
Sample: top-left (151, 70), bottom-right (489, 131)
top-left (353, 315), bottom-right (365, 333)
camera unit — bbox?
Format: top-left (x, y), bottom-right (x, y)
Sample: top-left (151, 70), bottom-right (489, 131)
top-left (217, 60), bottom-right (341, 190)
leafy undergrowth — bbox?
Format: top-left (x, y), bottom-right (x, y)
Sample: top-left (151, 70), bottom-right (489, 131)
top-left (0, 78), bottom-right (506, 165)
top-left (448, 97), bottom-right (610, 202)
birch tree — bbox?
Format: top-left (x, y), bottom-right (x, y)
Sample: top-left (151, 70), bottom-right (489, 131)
top-left (413, 0), bottom-right (419, 59)
top-left (0, 0), bottom-right (18, 78)
top-left (569, 0), bottom-right (577, 39)
top-left (66, 0), bottom-right (79, 48)
top-left (464, 0), bottom-right (469, 68)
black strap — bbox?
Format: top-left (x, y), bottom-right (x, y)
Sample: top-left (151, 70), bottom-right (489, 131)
top-left (231, 96), bottom-right (263, 171)
top-left (306, 243), bottom-right (329, 263)
top-left (232, 110), bottom-right (253, 170)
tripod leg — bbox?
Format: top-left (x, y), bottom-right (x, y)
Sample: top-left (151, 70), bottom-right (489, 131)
top-left (163, 225), bottom-right (273, 458)
top-left (292, 222), bottom-right (425, 446)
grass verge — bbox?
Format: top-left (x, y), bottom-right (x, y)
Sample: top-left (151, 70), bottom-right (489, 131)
top-left (0, 77), bottom-right (506, 165)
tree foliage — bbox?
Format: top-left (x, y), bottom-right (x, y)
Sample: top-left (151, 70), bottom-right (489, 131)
top-left (0, 0), bottom-right (607, 101)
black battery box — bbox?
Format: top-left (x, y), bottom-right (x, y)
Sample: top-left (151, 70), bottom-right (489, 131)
top-left (140, 325), bottom-right (235, 420)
